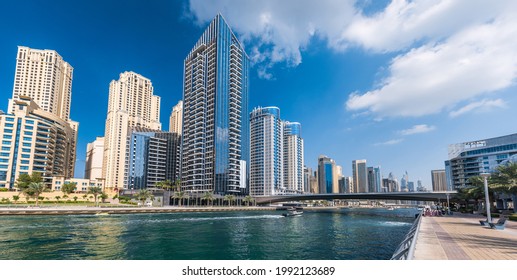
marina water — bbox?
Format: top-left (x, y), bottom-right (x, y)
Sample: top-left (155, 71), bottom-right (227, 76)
top-left (0, 208), bottom-right (417, 260)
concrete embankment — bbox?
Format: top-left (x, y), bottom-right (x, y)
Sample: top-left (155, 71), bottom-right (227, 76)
top-left (0, 206), bottom-right (277, 216)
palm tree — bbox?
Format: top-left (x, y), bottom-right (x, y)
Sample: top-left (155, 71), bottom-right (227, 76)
top-left (243, 195), bottom-right (254, 207)
top-left (100, 193), bottom-right (108, 203)
top-left (174, 179), bottom-right (181, 192)
top-left (202, 192), bottom-right (215, 207)
top-left (223, 194), bottom-right (236, 207)
top-left (136, 189), bottom-right (154, 207)
top-left (61, 182), bottom-right (77, 195)
top-left (173, 191), bottom-right (188, 207)
top-left (24, 182), bottom-right (47, 206)
top-left (88, 186), bottom-right (103, 207)
top-left (490, 162), bottom-right (517, 213)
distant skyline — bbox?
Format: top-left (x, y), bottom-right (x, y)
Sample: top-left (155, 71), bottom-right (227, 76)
top-left (1, 0), bottom-right (516, 189)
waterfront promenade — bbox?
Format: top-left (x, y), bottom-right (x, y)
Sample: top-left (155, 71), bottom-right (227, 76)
top-left (413, 213), bottom-right (517, 260)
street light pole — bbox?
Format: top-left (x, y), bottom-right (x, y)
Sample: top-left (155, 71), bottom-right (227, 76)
top-left (480, 173), bottom-right (492, 223)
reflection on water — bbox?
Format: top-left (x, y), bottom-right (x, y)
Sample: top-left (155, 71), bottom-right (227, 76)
top-left (0, 208), bottom-right (416, 260)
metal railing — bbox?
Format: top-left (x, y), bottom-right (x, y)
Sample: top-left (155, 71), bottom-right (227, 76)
top-left (390, 211), bottom-right (423, 260)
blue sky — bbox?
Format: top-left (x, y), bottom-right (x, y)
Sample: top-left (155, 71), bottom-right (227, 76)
top-left (1, 0), bottom-right (516, 189)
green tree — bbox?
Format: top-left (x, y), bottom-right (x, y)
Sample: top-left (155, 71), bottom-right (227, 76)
top-left (100, 193), bottom-right (108, 203)
top-left (223, 194), bottom-right (236, 207)
top-left (12, 195), bottom-right (20, 204)
top-left (202, 192), bottom-right (215, 207)
top-left (136, 189), bottom-right (154, 207)
top-left (55, 196), bottom-right (61, 203)
top-left (61, 182), bottom-right (77, 195)
top-left (156, 180), bottom-right (173, 191)
top-left (490, 162), bottom-right (517, 213)
top-left (73, 196), bottom-right (78, 203)
top-left (16, 172), bottom-right (42, 191)
top-left (88, 186), bottom-right (103, 207)
top-left (243, 195), bottom-right (254, 207)
top-left (174, 179), bottom-right (181, 192)
top-left (23, 182), bottom-right (48, 206)
top-left (173, 191), bottom-right (188, 207)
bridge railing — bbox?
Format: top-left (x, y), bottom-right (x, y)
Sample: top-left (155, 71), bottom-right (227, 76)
top-left (390, 210), bottom-right (423, 260)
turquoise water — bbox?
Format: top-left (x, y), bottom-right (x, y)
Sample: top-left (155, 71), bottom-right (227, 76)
top-left (0, 208), bottom-right (417, 260)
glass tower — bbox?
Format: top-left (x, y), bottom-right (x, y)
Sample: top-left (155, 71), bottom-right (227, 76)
top-left (181, 14), bottom-right (250, 195)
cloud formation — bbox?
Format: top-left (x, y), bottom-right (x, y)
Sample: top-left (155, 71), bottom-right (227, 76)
top-left (399, 124), bottom-right (436, 136)
top-left (188, 0), bottom-right (517, 116)
top-left (374, 138), bottom-right (403, 146)
top-left (449, 99), bottom-right (507, 118)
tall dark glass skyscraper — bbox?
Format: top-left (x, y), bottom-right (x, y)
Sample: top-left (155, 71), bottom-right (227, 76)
top-left (181, 14), bottom-right (250, 195)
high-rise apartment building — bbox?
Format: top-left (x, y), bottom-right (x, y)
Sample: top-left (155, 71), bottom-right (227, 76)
top-left (10, 46), bottom-right (74, 121)
top-left (103, 71), bottom-right (161, 190)
top-left (283, 121), bottom-right (304, 194)
top-left (169, 100), bottom-right (183, 134)
top-left (181, 14), bottom-right (249, 195)
top-left (84, 137), bottom-right (104, 180)
top-left (352, 159), bottom-right (368, 193)
top-left (318, 155), bottom-right (338, 194)
top-left (303, 166), bottom-right (313, 194)
top-left (249, 107), bottom-right (283, 196)
top-left (367, 166), bottom-right (382, 193)
top-left (125, 127), bottom-right (180, 190)
top-left (0, 97), bottom-right (76, 189)
top-left (431, 169), bottom-right (447, 192)
top-left (445, 133), bottom-right (517, 189)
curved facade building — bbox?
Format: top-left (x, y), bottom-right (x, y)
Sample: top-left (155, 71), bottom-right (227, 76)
top-left (283, 121), bottom-right (304, 194)
top-left (0, 96), bottom-right (76, 189)
top-left (250, 107), bottom-right (283, 196)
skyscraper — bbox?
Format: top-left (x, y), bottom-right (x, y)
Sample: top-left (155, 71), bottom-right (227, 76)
top-left (85, 137), bottom-right (104, 180)
top-left (103, 71), bottom-right (161, 190)
top-left (249, 107), bottom-right (283, 196)
top-left (181, 14), bottom-right (249, 195)
top-left (367, 166), bottom-right (382, 193)
top-left (352, 159), bottom-right (368, 193)
top-left (169, 100), bottom-right (183, 134)
top-left (318, 155), bottom-right (337, 194)
top-left (9, 46), bottom-right (79, 179)
top-left (10, 46), bottom-right (73, 121)
top-left (283, 121), bottom-right (304, 194)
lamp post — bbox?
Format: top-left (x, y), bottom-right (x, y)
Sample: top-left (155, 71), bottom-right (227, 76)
top-left (480, 173), bottom-right (491, 223)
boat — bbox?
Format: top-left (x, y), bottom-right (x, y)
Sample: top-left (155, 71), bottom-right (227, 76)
top-left (387, 207), bottom-right (395, 211)
top-left (95, 212), bottom-right (110, 216)
top-left (282, 208), bottom-right (303, 217)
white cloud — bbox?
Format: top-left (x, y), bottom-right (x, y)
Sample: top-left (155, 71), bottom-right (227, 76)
top-left (449, 99), bottom-right (507, 118)
top-left (399, 124), bottom-right (435, 135)
top-left (374, 138), bottom-right (403, 146)
top-left (187, 0), bottom-right (357, 74)
top-left (188, 1), bottom-right (517, 118)
top-left (346, 10), bottom-right (517, 117)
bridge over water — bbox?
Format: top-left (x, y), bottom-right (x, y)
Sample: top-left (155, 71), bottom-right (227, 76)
top-left (254, 191), bottom-right (456, 205)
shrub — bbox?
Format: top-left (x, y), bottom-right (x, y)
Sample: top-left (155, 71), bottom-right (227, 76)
top-left (509, 214), bottom-right (517, 221)
top-left (0, 188), bottom-right (9, 192)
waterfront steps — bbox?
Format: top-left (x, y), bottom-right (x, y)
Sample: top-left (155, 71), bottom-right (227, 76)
top-left (413, 213), bottom-right (517, 260)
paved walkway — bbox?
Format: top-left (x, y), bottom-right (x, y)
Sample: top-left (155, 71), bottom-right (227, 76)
top-left (413, 213), bottom-right (517, 260)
